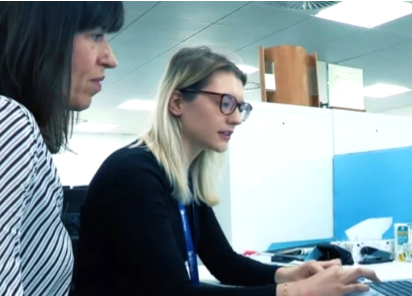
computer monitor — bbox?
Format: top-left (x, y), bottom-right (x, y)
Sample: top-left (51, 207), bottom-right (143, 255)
top-left (62, 186), bottom-right (87, 238)
top-left (63, 186), bottom-right (87, 213)
top-left (62, 186), bottom-right (88, 295)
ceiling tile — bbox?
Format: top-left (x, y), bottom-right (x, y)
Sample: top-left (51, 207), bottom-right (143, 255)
top-left (108, 1), bottom-right (159, 40)
top-left (316, 29), bottom-right (410, 63)
top-left (376, 41), bottom-right (412, 63)
top-left (332, 41), bottom-right (412, 94)
top-left (123, 13), bottom-right (210, 42)
top-left (363, 69), bottom-right (412, 88)
top-left (376, 14), bottom-right (412, 39)
top-left (105, 35), bottom-right (179, 86)
top-left (234, 49), bottom-right (259, 69)
top-left (188, 24), bottom-right (274, 49)
top-left (146, 1), bottom-right (247, 23)
top-left (270, 17), bottom-right (361, 45)
top-left (242, 32), bottom-right (322, 54)
top-left (217, 3), bottom-right (308, 33)
top-left (97, 55), bottom-right (171, 108)
top-left (123, 1), bottom-right (159, 14)
top-left (110, 32), bottom-right (178, 60)
top-left (340, 51), bottom-right (399, 72)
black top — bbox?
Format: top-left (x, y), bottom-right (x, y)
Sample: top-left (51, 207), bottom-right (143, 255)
top-left (75, 144), bottom-right (280, 296)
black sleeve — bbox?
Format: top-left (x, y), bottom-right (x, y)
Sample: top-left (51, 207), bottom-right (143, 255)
top-left (197, 205), bottom-right (280, 286)
top-left (106, 161), bottom-right (279, 296)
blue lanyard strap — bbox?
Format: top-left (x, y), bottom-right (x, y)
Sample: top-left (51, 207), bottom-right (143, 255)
top-left (178, 203), bottom-right (199, 286)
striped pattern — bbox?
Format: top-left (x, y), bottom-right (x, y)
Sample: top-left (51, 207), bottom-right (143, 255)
top-left (0, 96), bottom-right (73, 296)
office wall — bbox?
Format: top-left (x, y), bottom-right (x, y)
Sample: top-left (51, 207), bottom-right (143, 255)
top-left (214, 151), bottom-right (233, 244)
top-left (53, 133), bottom-right (137, 186)
top-left (227, 102), bottom-right (335, 252)
top-left (225, 107), bottom-right (412, 250)
top-left (332, 109), bottom-right (412, 155)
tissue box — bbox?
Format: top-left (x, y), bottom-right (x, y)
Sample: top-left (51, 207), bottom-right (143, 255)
top-left (394, 223), bottom-right (412, 262)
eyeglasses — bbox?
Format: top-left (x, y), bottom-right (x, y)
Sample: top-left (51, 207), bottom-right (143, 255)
top-left (180, 89), bottom-right (253, 122)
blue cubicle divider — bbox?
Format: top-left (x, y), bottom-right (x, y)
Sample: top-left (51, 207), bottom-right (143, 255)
top-left (333, 146), bottom-right (412, 241)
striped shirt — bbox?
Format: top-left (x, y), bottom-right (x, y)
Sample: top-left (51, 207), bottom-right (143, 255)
top-left (0, 96), bottom-right (73, 295)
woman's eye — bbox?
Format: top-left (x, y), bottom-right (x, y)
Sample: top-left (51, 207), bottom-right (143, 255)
top-left (91, 34), bottom-right (104, 42)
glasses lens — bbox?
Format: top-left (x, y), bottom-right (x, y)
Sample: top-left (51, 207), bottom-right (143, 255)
top-left (221, 95), bottom-right (237, 114)
top-left (240, 103), bottom-right (252, 122)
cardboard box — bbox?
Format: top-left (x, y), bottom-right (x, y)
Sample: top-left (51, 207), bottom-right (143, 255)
top-left (394, 223), bottom-right (412, 262)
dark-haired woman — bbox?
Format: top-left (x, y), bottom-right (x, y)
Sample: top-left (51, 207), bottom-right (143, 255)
top-left (0, 2), bottom-right (124, 295)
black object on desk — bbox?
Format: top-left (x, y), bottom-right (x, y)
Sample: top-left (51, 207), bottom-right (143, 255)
top-left (358, 246), bottom-right (394, 264)
top-left (271, 254), bottom-right (306, 263)
top-left (299, 243), bottom-right (354, 266)
top-left (314, 243), bottom-right (354, 265)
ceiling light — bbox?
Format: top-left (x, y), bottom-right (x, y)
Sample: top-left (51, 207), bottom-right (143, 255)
top-left (118, 100), bottom-right (156, 111)
top-left (75, 123), bottom-right (118, 132)
top-left (237, 65), bottom-right (259, 74)
top-left (363, 83), bottom-right (411, 98)
top-left (315, 1), bottom-right (412, 28)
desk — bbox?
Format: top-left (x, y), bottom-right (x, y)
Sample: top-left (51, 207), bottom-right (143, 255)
top-left (198, 260), bottom-right (412, 285)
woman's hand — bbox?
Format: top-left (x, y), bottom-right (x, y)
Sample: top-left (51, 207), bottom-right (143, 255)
top-left (275, 259), bottom-right (342, 283)
top-left (277, 265), bottom-right (381, 296)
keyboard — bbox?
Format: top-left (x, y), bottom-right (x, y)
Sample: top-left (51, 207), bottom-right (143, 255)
top-left (370, 280), bottom-right (412, 296)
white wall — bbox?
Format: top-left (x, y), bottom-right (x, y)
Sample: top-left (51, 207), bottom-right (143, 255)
top-left (226, 102), bottom-right (335, 252)
top-left (378, 105), bottom-right (412, 119)
top-left (53, 132), bottom-right (137, 186)
top-left (214, 152), bottom-right (233, 244)
top-left (332, 109), bottom-right (412, 155)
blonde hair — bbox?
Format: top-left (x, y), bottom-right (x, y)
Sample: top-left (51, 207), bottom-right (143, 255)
top-left (134, 46), bottom-right (246, 206)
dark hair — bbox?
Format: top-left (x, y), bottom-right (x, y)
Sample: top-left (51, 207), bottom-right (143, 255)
top-left (0, 2), bottom-right (124, 153)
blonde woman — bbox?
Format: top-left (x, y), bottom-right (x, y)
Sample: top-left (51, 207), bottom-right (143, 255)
top-left (75, 47), bottom-right (380, 296)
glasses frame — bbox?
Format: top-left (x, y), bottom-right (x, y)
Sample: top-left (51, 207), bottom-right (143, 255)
top-left (179, 89), bottom-right (253, 122)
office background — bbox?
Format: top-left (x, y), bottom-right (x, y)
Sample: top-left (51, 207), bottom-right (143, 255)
top-left (56, 1), bottom-right (412, 253)
top-left (57, 101), bottom-right (412, 253)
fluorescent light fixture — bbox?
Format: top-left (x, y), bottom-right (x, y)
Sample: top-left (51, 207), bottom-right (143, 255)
top-left (118, 100), bottom-right (156, 111)
top-left (265, 74), bottom-right (276, 91)
top-left (315, 1), bottom-right (412, 28)
top-left (363, 83), bottom-right (411, 98)
top-left (75, 122), bottom-right (118, 132)
top-left (237, 65), bottom-right (259, 74)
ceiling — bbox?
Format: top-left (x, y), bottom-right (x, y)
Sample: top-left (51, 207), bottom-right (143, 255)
top-left (79, 1), bottom-right (412, 135)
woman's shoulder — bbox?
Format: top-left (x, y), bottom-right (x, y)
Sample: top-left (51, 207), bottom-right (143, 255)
top-left (100, 141), bottom-right (163, 176)
top-left (0, 95), bottom-right (38, 129)
top-left (0, 95), bottom-right (43, 154)
top-left (87, 142), bottom-right (172, 202)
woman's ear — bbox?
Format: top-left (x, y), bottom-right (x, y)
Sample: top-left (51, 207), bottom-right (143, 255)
top-left (169, 91), bottom-right (183, 116)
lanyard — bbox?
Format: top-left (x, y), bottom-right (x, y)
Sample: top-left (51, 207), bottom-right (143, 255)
top-left (178, 203), bottom-right (199, 286)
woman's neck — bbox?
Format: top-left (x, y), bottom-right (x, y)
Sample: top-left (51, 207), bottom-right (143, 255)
top-left (181, 136), bottom-right (202, 171)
